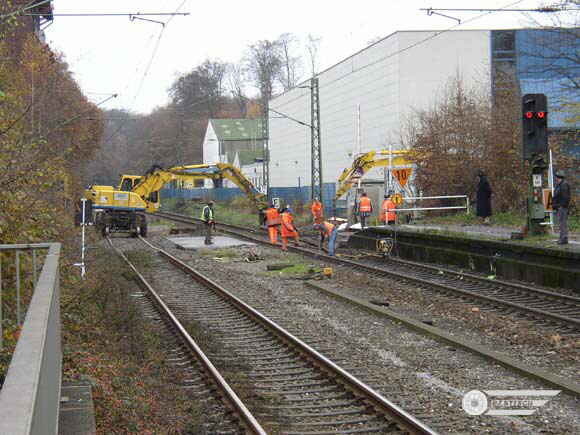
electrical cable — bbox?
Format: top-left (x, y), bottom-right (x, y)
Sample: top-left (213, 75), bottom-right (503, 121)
top-left (101, 0), bottom-right (190, 145)
top-left (271, 0), bottom-right (527, 111)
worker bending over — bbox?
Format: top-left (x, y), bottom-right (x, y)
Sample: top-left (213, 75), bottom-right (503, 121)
top-left (314, 220), bottom-right (338, 256)
top-left (358, 192), bottom-right (372, 228)
top-left (265, 203), bottom-right (281, 245)
top-left (311, 198), bottom-right (323, 224)
top-left (280, 207), bottom-right (299, 251)
top-left (380, 194), bottom-right (396, 225)
top-left (201, 200), bottom-right (215, 245)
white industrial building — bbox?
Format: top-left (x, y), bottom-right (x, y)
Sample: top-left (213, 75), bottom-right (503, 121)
top-left (194, 29), bottom-right (576, 207)
top-left (268, 29), bottom-right (492, 191)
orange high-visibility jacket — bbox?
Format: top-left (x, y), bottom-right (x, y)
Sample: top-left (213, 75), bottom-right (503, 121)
top-left (320, 221), bottom-right (335, 235)
top-left (359, 196), bottom-right (372, 213)
top-left (281, 212), bottom-right (298, 238)
top-left (265, 207), bottom-right (281, 226)
top-left (311, 201), bottom-right (323, 218)
top-left (381, 199), bottom-right (396, 222)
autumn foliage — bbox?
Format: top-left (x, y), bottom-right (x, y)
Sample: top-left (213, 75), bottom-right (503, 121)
top-left (404, 76), bottom-right (579, 213)
top-left (0, 20), bottom-right (103, 243)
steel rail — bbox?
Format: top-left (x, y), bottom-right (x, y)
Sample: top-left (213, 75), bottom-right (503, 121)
top-left (107, 238), bottom-right (267, 435)
top-left (156, 211), bottom-right (580, 302)
top-left (137, 235), bottom-right (438, 435)
top-left (153, 211), bottom-right (580, 330)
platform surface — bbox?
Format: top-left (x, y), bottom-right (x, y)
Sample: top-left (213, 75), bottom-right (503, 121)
top-left (167, 236), bottom-right (256, 250)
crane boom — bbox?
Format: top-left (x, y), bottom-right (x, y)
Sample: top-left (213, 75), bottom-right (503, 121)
top-left (335, 150), bottom-right (413, 200)
top-left (84, 162), bottom-right (267, 237)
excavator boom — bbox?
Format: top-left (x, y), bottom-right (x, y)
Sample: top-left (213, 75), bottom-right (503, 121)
top-left (335, 150), bottom-right (413, 200)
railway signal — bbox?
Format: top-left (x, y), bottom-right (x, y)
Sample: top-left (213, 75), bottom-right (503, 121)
top-left (522, 93), bottom-right (548, 161)
top-left (521, 94), bottom-right (550, 235)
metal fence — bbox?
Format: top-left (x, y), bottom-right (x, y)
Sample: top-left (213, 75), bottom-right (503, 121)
top-left (0, 243), bottom-right (62, 435)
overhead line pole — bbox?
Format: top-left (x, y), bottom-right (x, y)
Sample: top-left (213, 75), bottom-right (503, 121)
top-left (261, 100), bottom-right (270, 201)
top-left (310, 77), bottom-right (322, 202)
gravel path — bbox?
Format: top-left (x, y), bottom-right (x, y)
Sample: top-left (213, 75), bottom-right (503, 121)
top-left (146, 225), bottom-right (579, 434)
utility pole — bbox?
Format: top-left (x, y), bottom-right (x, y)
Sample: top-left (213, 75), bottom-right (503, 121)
top-left (261, 100), bottom-right (270, 201)
top-left (310, 77), bottom-right (322, 201)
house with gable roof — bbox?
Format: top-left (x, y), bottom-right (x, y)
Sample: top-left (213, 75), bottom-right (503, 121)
top-left (201, 119), bottom-right (266, 188)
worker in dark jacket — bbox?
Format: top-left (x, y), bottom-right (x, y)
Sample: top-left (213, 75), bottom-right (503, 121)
top-left (553, 172), bottom-right (571, 245)
top-left (476, 170), bottom-right (493, 224)
top-left (201, 200), bottom-right (215, 245)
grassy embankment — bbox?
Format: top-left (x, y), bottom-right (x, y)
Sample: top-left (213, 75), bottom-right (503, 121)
top-left (61, 241), bottom-right (203, 433)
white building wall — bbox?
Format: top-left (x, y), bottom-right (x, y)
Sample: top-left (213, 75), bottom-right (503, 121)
top-left (398, 30), bottom-right (491, 124)
top-left (269, 33), bottom-right (401, 188)
top-left (268, 30), bottom-right (493, 189)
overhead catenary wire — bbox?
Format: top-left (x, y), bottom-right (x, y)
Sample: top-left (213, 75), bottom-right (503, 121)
top-left (101, 0), bottom-right (190, 145)
top-left (271, 0), bottom-right (527, 111)
top-left (24, 12), bottom-right (190, 17)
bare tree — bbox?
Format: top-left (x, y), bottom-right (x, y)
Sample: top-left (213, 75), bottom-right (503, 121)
top-left (227, 62), bottom-right (248, 117)
top-left (276, 33), bottom-right (302, 91)
top-left (245, 39), bottom-right (282, 103)
top-left (169, 58), bottom-right (227, 118)
top-left (306, 33), bottom-right (322, 77)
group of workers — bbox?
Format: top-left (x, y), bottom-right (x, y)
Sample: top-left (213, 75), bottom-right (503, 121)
top-left (202, 192), bottom-right (400, 254)
top-left (263, 198), bottom-right (339, 256)
top-left (264, 204), bottom-right (300, 251)
top-left (357, 192), bottom-right (397, 227)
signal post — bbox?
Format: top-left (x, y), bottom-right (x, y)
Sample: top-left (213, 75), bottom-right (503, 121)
top-left (522, 94), bottom-right (549, 235)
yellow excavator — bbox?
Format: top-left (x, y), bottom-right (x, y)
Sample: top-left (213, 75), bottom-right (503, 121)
top-left (84, 163), bottom-right (267, 237)
top-left (335, 150), bottom-right (414, 200)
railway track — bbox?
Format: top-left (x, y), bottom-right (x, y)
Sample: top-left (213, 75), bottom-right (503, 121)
top-left (109, 235), bottom-right (438, 434)
top-left (153, 211), bottom-right (580, 334)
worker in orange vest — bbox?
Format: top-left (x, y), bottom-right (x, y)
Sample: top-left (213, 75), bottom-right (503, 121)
top-left (265, 203), bottom-right (281, 245)
top-left (314, 220), bottom-right (338, 256)
top-left (380, 194), bottom-right (397, 225)
top-left (358, 192), bottom-right (372, 228)
top-left (280, 207), bottom-right (300, 251)
top-left (311, 198), bottom-right (323, 224)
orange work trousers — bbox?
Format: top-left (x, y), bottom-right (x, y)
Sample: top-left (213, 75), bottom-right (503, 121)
top-left (281, 233), bottom-right (299, 251)
top-left (268, 226), bottom-right (279, 244)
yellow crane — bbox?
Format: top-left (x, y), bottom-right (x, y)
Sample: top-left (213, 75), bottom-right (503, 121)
top-left (335, 150), bottom-right (414, 200)
top-left (85, 163), bottom-right (267, 237)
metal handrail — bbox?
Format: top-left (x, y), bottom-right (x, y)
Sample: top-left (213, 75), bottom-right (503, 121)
top-left (0, 243), bottom-right (62, 435)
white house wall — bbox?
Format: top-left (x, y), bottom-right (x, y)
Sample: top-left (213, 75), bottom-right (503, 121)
top-left (202, 122), bottom-right (219, 187)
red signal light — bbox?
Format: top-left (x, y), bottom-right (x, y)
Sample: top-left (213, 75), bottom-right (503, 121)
top-left (525, 111), bottom-right (534, 119)
top-left (537, 111), bottom-right (546, 119)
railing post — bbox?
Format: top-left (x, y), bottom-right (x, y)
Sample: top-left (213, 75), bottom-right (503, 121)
top-left (16, 250), bottom-right (21, 326)
top-left (32, 249), bottom-right (37, 286)
top-left (0, 256), bottom-right (2, 351)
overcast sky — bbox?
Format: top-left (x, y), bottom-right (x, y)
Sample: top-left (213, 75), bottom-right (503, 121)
top-left (45, 0), bottom-right (551, 114)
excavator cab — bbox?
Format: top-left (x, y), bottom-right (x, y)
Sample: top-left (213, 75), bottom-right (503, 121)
top-left (119, 175), bottom-right (159, 212)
